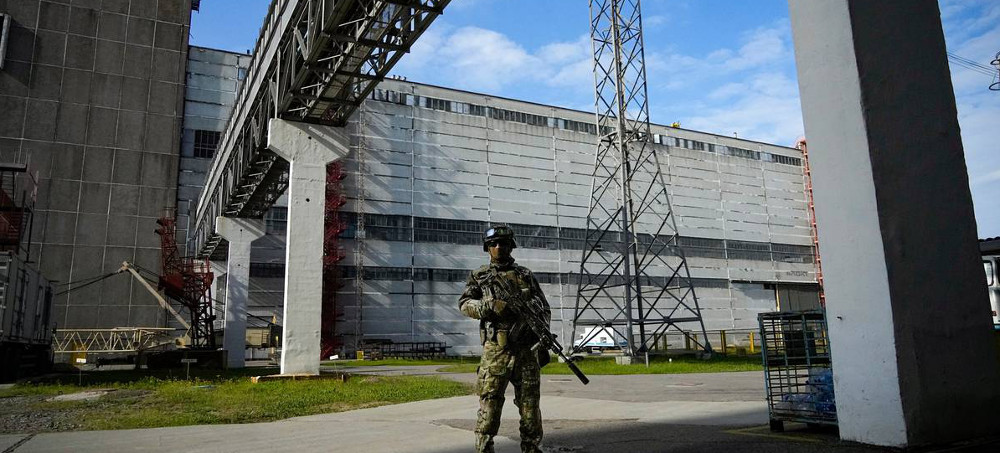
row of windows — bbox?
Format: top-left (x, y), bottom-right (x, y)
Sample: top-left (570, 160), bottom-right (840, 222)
top-left (652, 135), bottom-right (803, 166)
top-left (250, 262), bottom-right (737, 288)
top-left (263, 209), bottom-right (813, 264)
top-left (369, 89), bottom-right (804, 167)
top-left (330, 213), bottom-right (815, 263)
top-left (491, 107), bottom-right (549, 126)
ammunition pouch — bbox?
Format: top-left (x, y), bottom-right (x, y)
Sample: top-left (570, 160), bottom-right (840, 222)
top-left (483, 321), bottom-right (534, 351)
top-left (536, 345), bottom-right (550, 368)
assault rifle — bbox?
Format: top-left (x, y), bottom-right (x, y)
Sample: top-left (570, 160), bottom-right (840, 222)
top-left (488, 274), bottom-right (590, 385)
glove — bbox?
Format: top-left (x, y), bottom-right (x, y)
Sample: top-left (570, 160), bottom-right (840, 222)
top-left (491, 298), bottom-right (507, 315)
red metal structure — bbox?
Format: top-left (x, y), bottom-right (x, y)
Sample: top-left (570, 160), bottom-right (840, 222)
top-left (796, 139), bottom-right (825, 307)
top-left (155, 212), bottom-right (217, 348)
top-left (322, 162), bottom-right (348, 358)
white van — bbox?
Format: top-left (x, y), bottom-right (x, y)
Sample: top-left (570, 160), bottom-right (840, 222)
top-left (574, 327), bottom-right (627, 352)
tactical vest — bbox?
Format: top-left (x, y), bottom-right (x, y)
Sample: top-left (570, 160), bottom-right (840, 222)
top-left (474, 264), bottom-right (540, 349)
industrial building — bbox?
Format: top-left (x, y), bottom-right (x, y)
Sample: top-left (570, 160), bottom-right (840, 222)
top-left (0, 2), bottom-right (818, 358)
top-left (325, 79), bottom-right (819, 355)
top-left (182, 46), bottom-right (820, 356)
top-left (0, 0), bottom-right (195, 333)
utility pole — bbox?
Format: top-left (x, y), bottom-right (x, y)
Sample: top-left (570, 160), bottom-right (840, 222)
top-left (573, 0), bottom-right (712, 357)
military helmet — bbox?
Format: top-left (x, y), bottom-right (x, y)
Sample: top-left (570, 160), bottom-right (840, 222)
top-left (483, 225), bottom-right (517, 251)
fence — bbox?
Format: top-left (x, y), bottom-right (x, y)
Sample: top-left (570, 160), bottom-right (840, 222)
top-left (644, 329), bottom-right (761, 355)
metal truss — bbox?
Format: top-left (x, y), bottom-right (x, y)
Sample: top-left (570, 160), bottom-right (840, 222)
top-left (572, 0), bottom-right (712, 356)
top-left (192, 0), bottom-right (449, 260)
top-left (53, 328), bottom-right (180, 354)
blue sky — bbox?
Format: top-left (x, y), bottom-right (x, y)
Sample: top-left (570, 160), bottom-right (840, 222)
top-left (190, 0), bottom-right (1000, 238)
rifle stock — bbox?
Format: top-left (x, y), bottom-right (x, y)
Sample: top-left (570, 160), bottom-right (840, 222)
top-left (490, 274), bottom-right (590, 385)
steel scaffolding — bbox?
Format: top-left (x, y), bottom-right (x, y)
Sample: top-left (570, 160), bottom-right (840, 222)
top-left (53, 328), bottom-right (179, 354)
top-left (573, 0), bottom-right (712, 356)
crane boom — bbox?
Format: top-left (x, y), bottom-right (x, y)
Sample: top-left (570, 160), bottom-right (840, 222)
top-left (117, 261), bottom-right (191, 331)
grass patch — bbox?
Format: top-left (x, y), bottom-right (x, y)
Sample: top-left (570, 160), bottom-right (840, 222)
top-left (0, 368), bottom-right (472, 433)
top-left (438, 354), bottom-right (763, 374)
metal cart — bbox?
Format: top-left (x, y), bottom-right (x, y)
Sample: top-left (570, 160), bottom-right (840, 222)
top-left (758, 310), bottom-right (837, 432)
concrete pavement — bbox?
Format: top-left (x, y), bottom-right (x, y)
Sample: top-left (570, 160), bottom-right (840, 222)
top-left (0, 369), bottom-right (989, 452)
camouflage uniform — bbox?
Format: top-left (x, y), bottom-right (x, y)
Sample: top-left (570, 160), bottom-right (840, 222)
top-left (459, 259), bottom-right (551, 453)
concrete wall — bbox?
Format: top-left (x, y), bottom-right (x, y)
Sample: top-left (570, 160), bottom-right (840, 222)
top-left (0, 0), bottom-right (192, 329)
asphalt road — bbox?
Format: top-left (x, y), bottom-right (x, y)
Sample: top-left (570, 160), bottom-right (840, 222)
top-left (0, 367), bottom-right (995, 452)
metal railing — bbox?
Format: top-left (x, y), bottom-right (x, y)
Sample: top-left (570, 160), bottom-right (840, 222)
top-left (192, 0), bottom-right (450, 260)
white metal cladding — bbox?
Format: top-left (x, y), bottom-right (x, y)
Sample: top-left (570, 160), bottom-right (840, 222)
top-left (0, 252), bottom-right (54, 346)
top-left (238, 79), bottom-right (813, 354)
top-left (203, 74), bottom-right (815, 354)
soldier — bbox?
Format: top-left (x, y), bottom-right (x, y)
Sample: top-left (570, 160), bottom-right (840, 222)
top-left (459, 225), bottom-right (551, 453)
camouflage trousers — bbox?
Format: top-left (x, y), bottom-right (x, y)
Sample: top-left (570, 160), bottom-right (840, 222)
top-left (475, 340), bottom-right (543, 453)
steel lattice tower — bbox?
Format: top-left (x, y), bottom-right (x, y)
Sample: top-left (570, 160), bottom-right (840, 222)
top-left (572, 0), bottom-right (712, 356)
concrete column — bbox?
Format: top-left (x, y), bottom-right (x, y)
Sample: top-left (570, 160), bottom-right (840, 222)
top-left (789, 0), bottom-right (1000, 447)
top-left (267, 119), bottom-right (349, 375)
top-left (216, 217), bottom-right (265, 369)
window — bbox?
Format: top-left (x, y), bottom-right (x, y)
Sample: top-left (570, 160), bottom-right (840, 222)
top-left (772, 243), bottom-right (815, 264)
top-left (562, 119), bottom-right (597, 134)
top-left (726, 240), bottom-right (772, 261)
top-left (237, 67), bottom-right (247, 81)
top-left (193, 130), bottom-right (222, 159)
top-left (265, 207), bottom-right (287, 233)
top-left (363, 266), bottom-right (412, 281)
top-left (250, 262), bottom-right (286, 278)
top-left (771, 154), bottom-right (803, 166)
top-left (0, 14), bottom-right (9, 70)
top-left (726, 146), bottom-right (761, 160)
top-left (985, 261), bottom-right (995, 286)
top-left (508, 223), bottom-right (559, 249)
top-left (425, 96), bottom-right (451, 112)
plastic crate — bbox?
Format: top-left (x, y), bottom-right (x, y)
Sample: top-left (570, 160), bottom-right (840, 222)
top-left (758, 310), bottom-right (837, 431)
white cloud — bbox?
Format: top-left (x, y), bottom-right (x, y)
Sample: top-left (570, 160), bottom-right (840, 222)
top-left (645, 15), bottom-right (667, 27)
top-left (971, 169), bottom-right (1000, 186)
top-left (439, 27), bottom-right (540, 91)
top-left (682, 72), bottom-right (803, 145)
top-left (722, 24), bottom-right (791, 71)
top-left (642, 20), bottom-right (802, 144)
top-left (448, 0), bottom-right (495, 10)
top-left (539, 36), bottom-right (589, 64)
top-left (648, 20), bottom-right (793, 95)
top-left (394, 26), bottom-right (593, 97)
top-left (706, 82), bottom-right (746, 101)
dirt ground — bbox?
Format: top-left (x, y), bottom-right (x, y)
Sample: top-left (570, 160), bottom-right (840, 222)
top-left (0, 389), bottom-right (150, 434)
top-left (0, 395), bottom-right (82, 434)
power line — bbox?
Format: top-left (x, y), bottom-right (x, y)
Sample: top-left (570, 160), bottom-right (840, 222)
top-left (947, 51), bottom-right (996, 76)
top-left (54, 272), bottom-right (118, 296)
